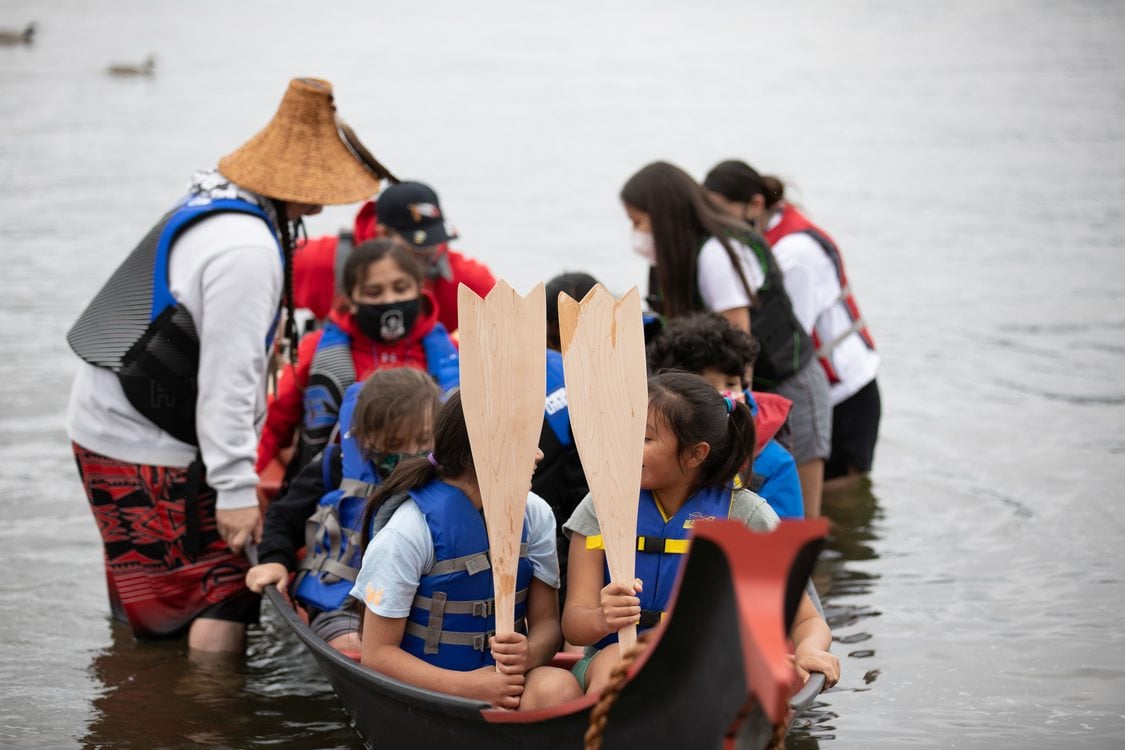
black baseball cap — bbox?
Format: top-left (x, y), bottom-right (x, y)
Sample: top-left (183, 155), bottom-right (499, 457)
top-left (375, 181), bottom-right (458, 248)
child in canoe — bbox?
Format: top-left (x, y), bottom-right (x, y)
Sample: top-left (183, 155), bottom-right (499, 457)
top-left (350, 389), bottom-right (583, 710)
top-left (561, 371), bottom-right (839, 695)
top-left (646, 312), bottom-right (804, 520)
top-left (257, 238), bottom-right (459, 480)
top-left (246, 367), bottom-right (441, 652)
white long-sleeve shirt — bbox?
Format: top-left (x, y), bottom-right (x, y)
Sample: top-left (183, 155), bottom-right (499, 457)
top-left (67, 210), bottom-right (282, 511)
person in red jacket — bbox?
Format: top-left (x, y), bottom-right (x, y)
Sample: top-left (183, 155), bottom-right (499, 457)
top-left (291, 181), bottom-right (495, 333)
top-left (258, 238), bottom-right (460, 477)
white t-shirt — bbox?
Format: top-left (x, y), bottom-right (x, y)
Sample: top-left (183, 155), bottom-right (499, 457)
top-left (67, 210), bottom-right (282, 510)
top-left (696, 235), bottom-right (766, 314)
top-left (562, 488), bottom-right (780, 539)
top-left (350, 490), bottom-right (560, 618)
top-left (766, 211), bottom-right (879, 405)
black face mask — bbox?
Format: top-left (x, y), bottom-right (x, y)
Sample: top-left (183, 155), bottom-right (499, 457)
top-left (354, 299), bottom-right (420, 344)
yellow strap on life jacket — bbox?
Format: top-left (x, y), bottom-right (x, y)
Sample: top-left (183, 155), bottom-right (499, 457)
top-left (585, 534), bottom-right (690, 554)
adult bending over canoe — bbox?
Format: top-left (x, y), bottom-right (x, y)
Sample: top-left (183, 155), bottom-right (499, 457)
top-left (66, 78), bottom-right (380, 654)
top-left (562, 372), bottom-right (840, 695)
top-left (350, 390), bottom-right (583, 710)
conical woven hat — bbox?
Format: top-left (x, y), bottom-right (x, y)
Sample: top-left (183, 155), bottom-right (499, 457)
top-left (218, 78), bottom-right (381, 206)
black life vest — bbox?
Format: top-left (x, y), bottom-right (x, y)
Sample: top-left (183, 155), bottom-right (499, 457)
top-left (67, 196), bottom-right (281, 445)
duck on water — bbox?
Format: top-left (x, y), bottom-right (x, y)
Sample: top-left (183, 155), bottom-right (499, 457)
top-left (107, 54), bottom-right (155, 76)
top-left (0, 22), bottom-right (35, 45)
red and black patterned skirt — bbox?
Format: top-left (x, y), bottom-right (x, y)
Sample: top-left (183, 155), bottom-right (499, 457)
top-left (73, 443), bottom-right (259, 638)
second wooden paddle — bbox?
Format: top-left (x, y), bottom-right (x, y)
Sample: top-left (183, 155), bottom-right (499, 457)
top-left (557, 284), bottom-right (647, 652)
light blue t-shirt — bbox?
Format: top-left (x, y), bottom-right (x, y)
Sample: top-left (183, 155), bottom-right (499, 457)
top-left (349, 490), bottom-right (560, 618)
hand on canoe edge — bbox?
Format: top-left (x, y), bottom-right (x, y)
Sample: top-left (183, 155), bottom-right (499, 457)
top-left (793, 644), bottom-right (841, 689)
top-left (246, 562), bottom-right (290, 599)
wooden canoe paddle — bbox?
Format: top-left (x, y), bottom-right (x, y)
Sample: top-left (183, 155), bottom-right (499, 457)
top-left (457, 281), bottom-right (547, 643)
top-left (557, 285), bottom-right (647, 653)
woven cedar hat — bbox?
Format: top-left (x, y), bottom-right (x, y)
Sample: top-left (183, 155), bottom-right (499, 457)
top-left (218, 78), bottom-right (382, 206)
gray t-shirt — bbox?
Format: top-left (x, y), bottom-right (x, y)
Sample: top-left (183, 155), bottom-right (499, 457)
top-left (562, 488), bottom-right (779, 540)
top-left (350, 490), bottom-right (560, 618)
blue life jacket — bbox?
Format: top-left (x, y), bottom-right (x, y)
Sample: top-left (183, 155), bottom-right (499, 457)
top-left (402, 480), bottom-right (533, 671)
top-left (299, 320), bottom-right (460, 466)
top-left (744, 391), bottom-right (804, 520)
top-left (67, 196), bottom-right (281, 445)
top-left (294, 381), bottom-right (382, 613)
top-left (588, 486), bottom-right (733, 649)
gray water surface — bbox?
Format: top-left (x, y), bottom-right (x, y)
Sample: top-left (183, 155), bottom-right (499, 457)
top-left (1, 1), bottom-right (1123, 747)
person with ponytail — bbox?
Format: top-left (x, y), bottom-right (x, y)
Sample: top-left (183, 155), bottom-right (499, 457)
top-left (704, 160), bottom-right (881, 487)
top-left (561, 372), bottom-right (838, 695)
top-left (350, 389), bottom-right (583, 710)
top-left (65, 78), bottom-right (381, 655)
top-left (621, 161), bottom-right (833, 518)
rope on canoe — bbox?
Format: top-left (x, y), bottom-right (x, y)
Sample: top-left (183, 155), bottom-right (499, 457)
top-left (583, 632), bottom-right (652, 750)
top-left (767, 716), bottom-right (788, 750)
top-left (582, 629), bottom-right (791, 750)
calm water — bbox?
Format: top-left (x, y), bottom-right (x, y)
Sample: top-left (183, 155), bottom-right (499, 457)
top-left (2, 1), bottom-right (1123, 747)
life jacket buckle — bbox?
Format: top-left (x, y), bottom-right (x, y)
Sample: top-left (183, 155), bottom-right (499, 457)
top-left (464, 553), bottom-right (491, 576)
top-left (473, 631), bottom-right (495, 652)
top-left (472, 599), bottom-right (494, 618)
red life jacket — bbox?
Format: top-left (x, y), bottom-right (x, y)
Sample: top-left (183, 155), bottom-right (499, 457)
top-left (764, 204), bottom-right (875, 384)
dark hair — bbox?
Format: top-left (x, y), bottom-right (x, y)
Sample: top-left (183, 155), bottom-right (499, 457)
top-left (620, 161), bottom-right (760, 318)
top-left (702, 160), bottom-right (784, 209)
top-left (545, 271), bottom-right (600, 351)
top-left (350, 367), bottom-right (441, 452)
top-left (360, 387), bottom-right (474, 547)
top-left (342, 238), bottom-right (425, 297)
top-left (647, 371), bottom-right (755, 490)
top-left (647, 313), bottom-right (760, 383)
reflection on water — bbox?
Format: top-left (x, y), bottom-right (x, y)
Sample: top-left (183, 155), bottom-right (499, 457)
top-left (789, 478), bottom-right (884, 749)
top-left (83, 612), bottom-right (359, 750)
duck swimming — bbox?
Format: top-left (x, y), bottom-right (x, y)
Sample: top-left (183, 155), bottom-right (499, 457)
top-left (0, 22), bottom-right (35, 45)
top-left (107, 54), bottom-right (155, 76)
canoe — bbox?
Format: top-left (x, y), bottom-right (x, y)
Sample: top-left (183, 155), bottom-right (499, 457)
top-left (258, 517), bottom-right (829, 749)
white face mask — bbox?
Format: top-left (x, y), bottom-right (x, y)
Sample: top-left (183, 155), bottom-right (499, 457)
top-left (632, 230), bottom-right (656, 265)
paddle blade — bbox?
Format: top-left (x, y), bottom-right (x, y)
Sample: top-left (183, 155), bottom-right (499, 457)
top-left (558, 285), bottom-right (647, 651)
top-left (457, 281), bottom-right (546, 638)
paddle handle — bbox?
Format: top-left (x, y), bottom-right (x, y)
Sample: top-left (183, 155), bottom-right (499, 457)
top-left (619, 623), bottom-right (637, 653)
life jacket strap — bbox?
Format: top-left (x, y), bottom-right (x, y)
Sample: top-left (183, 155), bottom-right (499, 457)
top-left (639, 609), bottom-right (664, 628)
top-left (815, 318), bottom-right (867, 359)
top-left (412, 587), bottom-right (529, 618)
top-left (298, 504), bottom-right (362, 583)
top-left (338, 478), bottom-right (378, 498)
top-left (405, 616), bottom-right (530, 654)
top-left (585, 534), bottom-right (690, 554)
top-left (427, 544), bottom-right (529, 577)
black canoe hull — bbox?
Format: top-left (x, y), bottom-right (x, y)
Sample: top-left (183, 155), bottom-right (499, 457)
top-left (262, 518), bottom-right (828, 749)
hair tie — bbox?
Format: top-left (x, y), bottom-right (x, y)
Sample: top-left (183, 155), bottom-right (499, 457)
top-left (427, 452), bottom-right (440, 468)
top-left (723, 396), bottom-right (735, 415)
